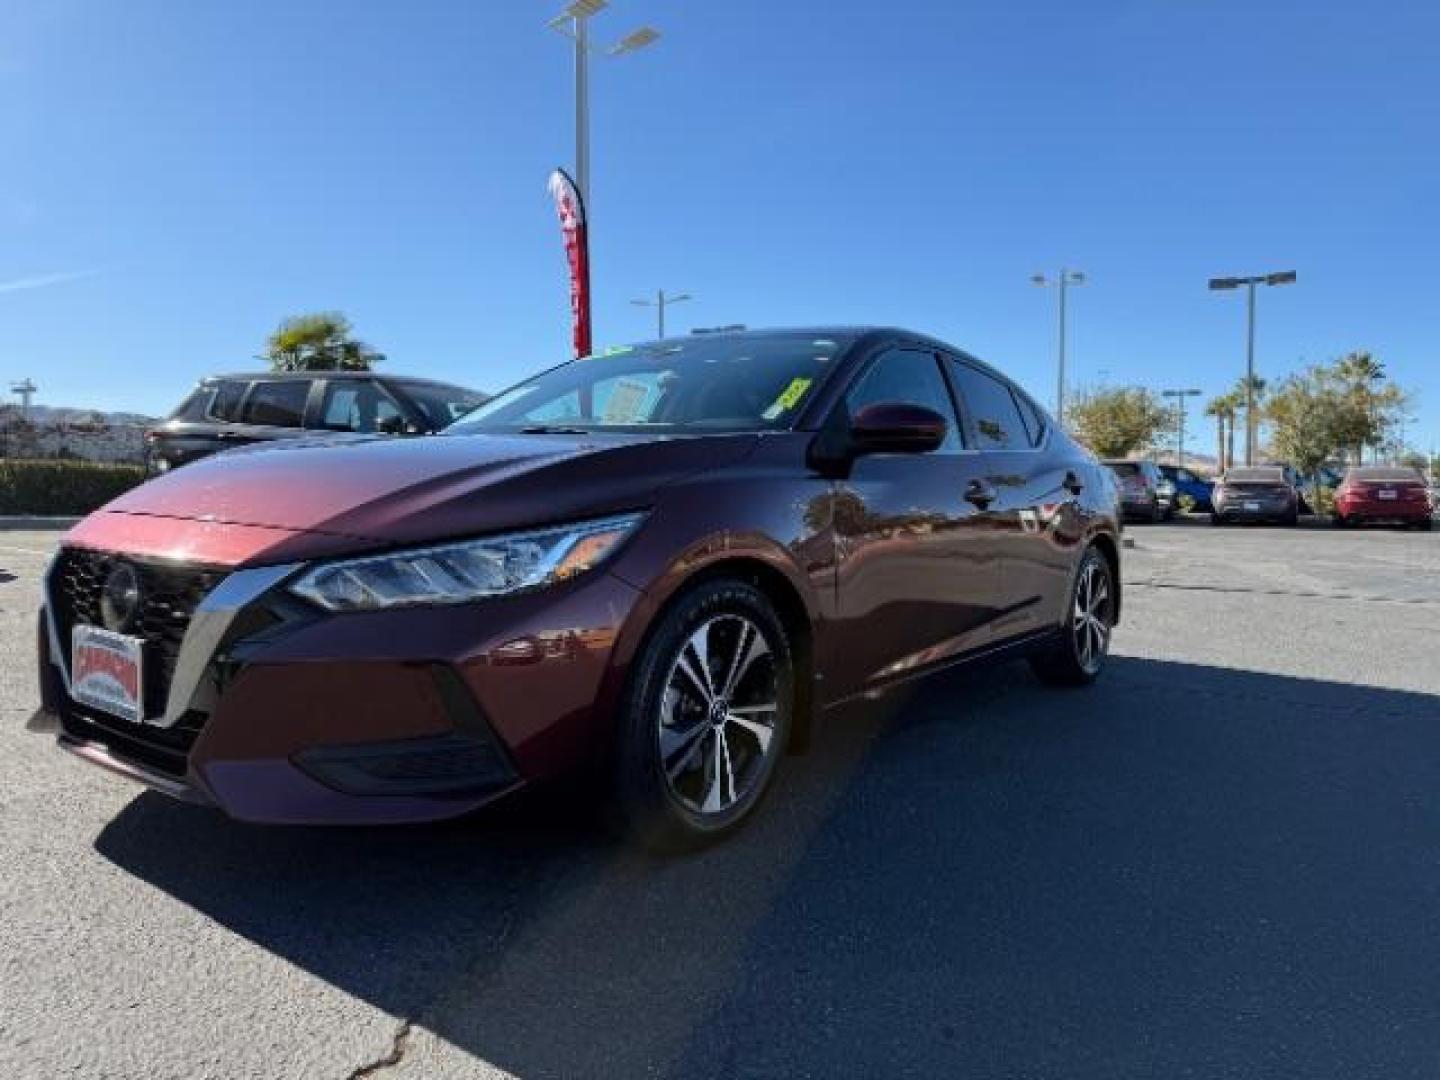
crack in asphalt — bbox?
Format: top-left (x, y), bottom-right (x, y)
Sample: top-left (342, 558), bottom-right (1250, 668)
top-left (1124, 578), bottom-right (1440, 606)
top-left (346, 1019), bottom-right (413, 1079)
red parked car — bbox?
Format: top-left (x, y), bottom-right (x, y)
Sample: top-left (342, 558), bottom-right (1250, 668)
top-left (1334, 466), bottom-right (1434, 530)
top-left (34, 328), bottom-right (1122, 849)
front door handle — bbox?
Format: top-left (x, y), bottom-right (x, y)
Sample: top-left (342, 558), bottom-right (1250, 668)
top-left (1063, 471), bottom-right (1084, 496)
top-left (965, 479), bottom-right (998, 509)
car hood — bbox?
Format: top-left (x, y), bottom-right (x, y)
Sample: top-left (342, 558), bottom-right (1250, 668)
top-left (72, 431), bottom-right (761, 566)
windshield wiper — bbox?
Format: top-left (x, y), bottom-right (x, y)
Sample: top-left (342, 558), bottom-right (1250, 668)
top-left (517, 424), bottom-right (591, 435)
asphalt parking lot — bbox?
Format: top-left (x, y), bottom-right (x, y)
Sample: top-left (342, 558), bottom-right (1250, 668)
top-left (3, 522), bottom-right (1439, 1079)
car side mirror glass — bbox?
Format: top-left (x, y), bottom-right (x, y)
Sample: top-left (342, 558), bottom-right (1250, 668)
top-left (849, 402), bottom-right (948, 457)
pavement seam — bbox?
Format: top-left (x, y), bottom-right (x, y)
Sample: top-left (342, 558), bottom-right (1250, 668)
top-left (1125, 579), bottom-right (1440, 606)
top-left (345, 1019), bottom-right (413, 1079)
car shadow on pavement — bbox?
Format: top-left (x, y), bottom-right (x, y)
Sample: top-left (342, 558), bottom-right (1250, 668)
top-left (96, 657), bottom-right (1440, 1079)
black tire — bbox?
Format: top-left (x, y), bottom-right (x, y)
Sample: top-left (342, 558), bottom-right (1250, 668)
top-left (1417, 518), bottom-right (1434, 532)
top-left (1285, 510), bottom-right (1300, 527)
top-left (1149, 501), bottom-right (1164, 524)
top-left (612, 578), bottom-right (793, 852)
top-left (1030, 545), bottom-right (1115, 688)
top-left (1210, 513), bottom-right (1225, 526)
top-left (1334, 514), bottom-right (1348, 529)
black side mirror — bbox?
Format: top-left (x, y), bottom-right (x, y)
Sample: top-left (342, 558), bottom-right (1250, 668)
top-left (807, 401), bottom-right (948, 476)
top-left (849, 402), bottom-right (949, 456)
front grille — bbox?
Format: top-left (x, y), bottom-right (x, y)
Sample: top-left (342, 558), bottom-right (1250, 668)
top-left (51, 549), bottom-right (225, 775)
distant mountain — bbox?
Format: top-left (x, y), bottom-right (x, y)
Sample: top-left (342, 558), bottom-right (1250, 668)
top-left (7, 405), bottom-right (157, 427)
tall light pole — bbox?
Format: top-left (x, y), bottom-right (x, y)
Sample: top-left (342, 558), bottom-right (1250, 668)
top-left (630, 289), bottom-right (691, 338)
top-left (1032, 269), bottom-right (1085, 424)
top-left (1162, 388), bottom-right (1203, 469)
top-left (548, 2), bottom-right (660, 211)
top-left (1208, 270), bottom-right (1296, 466)
top-left (10, 378), bottom-right (37, 420)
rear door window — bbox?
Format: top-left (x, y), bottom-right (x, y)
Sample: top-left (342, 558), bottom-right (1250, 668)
top-left (240, 380), bottom-right (311, 428)
top-left (947, 361), bottom-right (1028, 451)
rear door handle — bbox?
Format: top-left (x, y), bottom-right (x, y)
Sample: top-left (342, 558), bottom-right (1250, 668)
top-left (1063, 471), bottom-right (1084, 496)
top-left (965, 479), bottom-right (998, 509)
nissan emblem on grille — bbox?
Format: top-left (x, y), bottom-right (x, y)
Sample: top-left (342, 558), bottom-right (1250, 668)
top-left (100, 563), bottom-right (142, 633)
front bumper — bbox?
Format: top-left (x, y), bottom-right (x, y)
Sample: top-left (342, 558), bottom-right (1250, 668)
top-left (37, 553), bottom-right (644, 824)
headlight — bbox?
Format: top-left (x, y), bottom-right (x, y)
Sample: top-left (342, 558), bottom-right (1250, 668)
top-left (289, 512), bottom-right (645, 612)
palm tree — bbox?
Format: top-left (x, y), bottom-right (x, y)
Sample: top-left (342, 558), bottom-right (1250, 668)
top-left (1333, 351), bottom-right (1386, 463)
top-left (1231, 375), bottom-right (1267, 464)
top-left (1204, 395), bottom-right (1231, 471)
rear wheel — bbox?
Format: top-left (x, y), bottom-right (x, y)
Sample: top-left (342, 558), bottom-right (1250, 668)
top-left (1334, 514), bottom-right (1349, 529)
top-left (1417, 518), bottom-right (1433, 532)
top-left (1030, 546), bottom-right (1115, 688)
top-left (613, 579), bottom-right (793, 852)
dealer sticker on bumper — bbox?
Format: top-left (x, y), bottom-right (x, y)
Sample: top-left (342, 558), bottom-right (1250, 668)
top-left (72, 625), bottom-right (145, 724)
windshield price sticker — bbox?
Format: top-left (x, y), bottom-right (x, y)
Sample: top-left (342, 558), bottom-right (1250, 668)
top-left (762, 376), bottom-right (813, 420)
top-left (601, 378), bottom-right (653, 423)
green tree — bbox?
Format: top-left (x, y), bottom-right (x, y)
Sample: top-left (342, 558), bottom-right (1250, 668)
top-left (1067, 386), bottom-right (1171, 459)
top-left (1265, 366), bottom-right (1345, 476)
top-left (264, 312), bottom-right (384, 372)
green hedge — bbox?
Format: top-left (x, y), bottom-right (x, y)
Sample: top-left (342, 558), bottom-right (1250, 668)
top-left (0, 459), bottom-right (146, 516)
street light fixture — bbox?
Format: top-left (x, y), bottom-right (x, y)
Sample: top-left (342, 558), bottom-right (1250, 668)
top-left (630, 289), bottom-right (692, 339)
top-left (1162, 388), bottom-right (1203, 470)
top-left (1032, 268), bottom-right (1085, 424)
top-left (548, 1), bottom-right (661, 210)
top-left (10, 378), bottom-right (37, 420)
top-left (1208, 269), bottom-right (1297, 465)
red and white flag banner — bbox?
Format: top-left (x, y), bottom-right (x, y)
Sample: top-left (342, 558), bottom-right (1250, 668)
top-left (547, 168), bottom-right (592, 359)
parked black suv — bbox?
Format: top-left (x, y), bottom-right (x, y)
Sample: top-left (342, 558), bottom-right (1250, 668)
top-left (144, 372), bottom-right (486, 474)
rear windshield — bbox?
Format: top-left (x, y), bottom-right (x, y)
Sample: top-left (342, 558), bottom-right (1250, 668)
top-left (448, 332), bottom-right (857, 435)
top-left (1224, 467), bottom-right (1285, 483)
top-left (1106, 463), bottom-right (1142, 478)
top-left (1347, 467), bottom-right (1423, 483)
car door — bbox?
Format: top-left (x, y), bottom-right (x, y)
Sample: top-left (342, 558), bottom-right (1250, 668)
top-left (827, 346), bottom-right (1009, 699)
top-left (230, 379), bottom-right (316, 449)
top-left (944, 356), bottom-right (1087, 640)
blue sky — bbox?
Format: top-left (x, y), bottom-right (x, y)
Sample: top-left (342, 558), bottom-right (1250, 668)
top-left (1, 0), bottom-right (1437, 453)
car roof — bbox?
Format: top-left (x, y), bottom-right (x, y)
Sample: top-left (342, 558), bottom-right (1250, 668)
top-left (197, 371), bottom-right (480, 390)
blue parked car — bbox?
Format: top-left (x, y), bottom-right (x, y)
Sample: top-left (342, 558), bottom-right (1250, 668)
top-left (1158, 464), bottom-right (1214, 513)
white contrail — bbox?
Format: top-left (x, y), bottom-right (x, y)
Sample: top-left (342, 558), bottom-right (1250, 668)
top-left (0, 269), bottom-right (100, 295)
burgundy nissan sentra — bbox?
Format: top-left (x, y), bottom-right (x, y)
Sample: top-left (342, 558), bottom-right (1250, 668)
top-left (35, 328), bottom-right (1122, 849)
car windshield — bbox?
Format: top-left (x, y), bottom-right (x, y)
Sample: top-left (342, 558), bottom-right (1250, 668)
top-left (446, 332), bottom-right (855, 435)
top-left (1348, 467), bottom-right (1423, 483)
top-left (1106, 463), bottom-right (1142, 478)
top-left (1225, 467), bottom-right (1285, 483)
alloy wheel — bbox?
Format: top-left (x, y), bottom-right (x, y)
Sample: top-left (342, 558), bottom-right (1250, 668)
top-left (658, 614), bottom-right (779, 816)
top-left (1072, 559), bottom-right (1112, 674)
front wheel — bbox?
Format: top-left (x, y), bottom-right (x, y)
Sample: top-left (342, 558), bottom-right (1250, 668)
top-left (613, 578), bottom-right (793, 852)
top-left (1030, 546), bottom-right (1115, 688)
